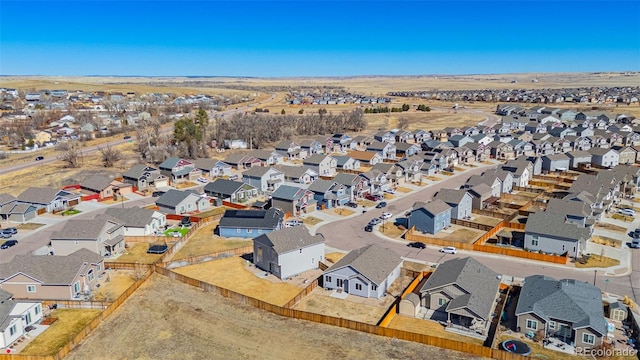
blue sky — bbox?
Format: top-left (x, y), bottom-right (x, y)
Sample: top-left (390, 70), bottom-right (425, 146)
top-left (1, 1), bottom-right (639, 76)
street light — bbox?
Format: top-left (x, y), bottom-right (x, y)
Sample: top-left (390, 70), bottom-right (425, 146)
top-left (605, 278), bottom-right (610, 293)
top-left (593, 269), bottom-right (597, 286)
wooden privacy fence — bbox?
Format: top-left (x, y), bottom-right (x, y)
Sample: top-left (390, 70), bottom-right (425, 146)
top-left (160, 246), bottom-right (253, 269)
top-left (154, 266), bottom-right (526, 360)
top-left (473, 243), bottom-right (569, 264)
top-left (42, 300), bottom-right (109, 310)
top-left (404, 229), bottom-right (475, 250)
top-left (105, 261), bottom-right (153, 271)
top-left (378, 271), bottom-right (429, 328)
top-left (451, 218), bottom-right (495, 232)
top-left (283, 278), bottom-right (319, 309)
top-left (124, 235), bottom-right (167, 243)
top-left (471, 208), bottom-right (513, 220)
top-left (512, 185), bottom-right (545, 194)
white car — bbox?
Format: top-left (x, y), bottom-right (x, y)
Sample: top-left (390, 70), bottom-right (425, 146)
top-left (619, 208), bottom-right (636, 216)
top-left (383, 188), bottom-right (396, 194)
top-left (380, 212), bottom-right (392, 220)
top-left (197, 177), bottom-right (209, 183)
top-left (284, 219), bottom-right (303, 227)
top-left (440, 246), bottom-right (457, 254)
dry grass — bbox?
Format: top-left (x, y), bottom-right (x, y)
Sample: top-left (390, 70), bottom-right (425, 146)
top-left (403, 261), bottom-right (431, 273)
top-left (175, 181), bottom-right (197, 189)
top-left (107, 242), bottom-right (164, 264)
top-left (442, 228), bottom-right (483, 244)
top-left (303, 216), bottom-right (323, 226)
top-left (20, 309), bottom-right (102, 356)
top-left (172, 222), bottom-right (251, 260)
top-left (192, 207), bottom-right (227, 218)
top-left (100, 196), bottom-right (128, 205)
top-left (173, 256), bottom-right (302, 306)
top-left (16, 222), bottom-right (46, 230)
top-left (333, 208), bottom-right (355, 216)
top-left (591, 235), bottom-right (623, 248)
top-left (294, 289), bottom-right (392, 325)
top-left (324, 252), bottom-right (346, 264)
top-left (358, 199), bottom-right (377, 207)
top-left (425, 176), bottom-right (442, 181)
top-left (611, 214), bottom-right (635, 222)
top-left (470, 216), bottom-right (504, 227)
top-left (396, 186), bottom-right (412, 193)
top-left (575, 254), bottom-right (620, 268)
top-left (388, 315), bottom-right (484, 346)
top-left (594, 222), bottom-right (627, 233)
top-left (91, 271), bottom-right (137, 301)
top-left (379, 224), bottom-right (406, 238)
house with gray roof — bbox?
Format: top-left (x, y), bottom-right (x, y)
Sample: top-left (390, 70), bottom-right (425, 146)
top-left (218, 208), bottom-right (284, 238)
top-left (468, 183), bottom-right (494, 210)
top-left (193, 158), bottom-right (233, 178)
top-left (515, 275), bottom-right (607, 348)
top-left (333, 155), bottom-right (361, 171)
top-left (333, 172), bottom-right (369, 200)
top-left (273, 165), bottom-right (318, 184)
top-left (566, 151), bottom-right (592, 169)
top-left (524, 211), bottom-right (592, 258)
top-left (242, 166), bottom-right (284, 193)
top-left (323, 244), bottom-right (402, 298)
top-left (366, 141), bottom-right (396, 160)
top-left (203, 179), bottom-right (257, 203)
top-left (253, 226), bottom-right (325, 279)
top-left (0, 203), bottom-right (38, 223)
top-left (158, 157), bottom-right (202, 184)
top-left (588, 147), bottom-right (619, 168)
top-left (156, 189), bottom-right (211, 215)
top-left (546, 198), bottom-right (594, 227)
top-left (542, 153), bottom-right (571, 172)
top-left (433, 189), bottom-right (473, 219)
top-left (308, 179), bottom-right (349, 209)
top-left (303, 154), bottom-right (337, 177)
top-left (271, 185), bottom-right (316, 217)
top-left (16, 187), bottom-right (81, 214)
top-left (50, 217), bottom-right (125, 257)
top-left (103, 207), bottom-right (167, 236)
top-left (0, 248), bottom-right (104, 300)
top-left (408, 199), bottom-right (452, 234)
top-left (121, 164), bottom-right (168, 190)
top-left (248, 149), bottom-right (285, 166)
top-left (419, 257), bottom-right (501, 337)
top-left (80, 174), bottom-right (132, 200)
top-left (0, 291), bottom-right (43, 349)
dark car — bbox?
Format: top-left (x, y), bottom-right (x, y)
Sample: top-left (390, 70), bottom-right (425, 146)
top-left (152, 191), bottom-right (165, 197)
top-left (407, 242), bottom-right (426, 249)
top-left (180, 216), bottom-right (193, 228)
top-left (633, 228), bottom-right (640, 237)
top-left (1, 240), bottom-right (18, 249)
top-left (345, 201), bottom-right (358, 208)
top-left (123, 135), bottom-right (132, 140)
top-left (35, 156), bottom-right (44, 161)
top-left (364, 224), bottom-right (373, 232)
top-left (375, 201), bottom-right (387, 209)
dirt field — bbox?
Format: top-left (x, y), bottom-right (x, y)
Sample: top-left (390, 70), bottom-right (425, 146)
top-left (65, 274), bottom-right (483, 360)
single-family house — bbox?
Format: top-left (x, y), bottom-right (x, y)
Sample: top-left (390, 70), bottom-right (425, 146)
top-left (408, 200), bottom-right (452, 234)
top-left (121, 165), bottom-right (169, 190)
top-left (323, 244), bottom-right (402, 298)
top-left (218, 208), bottom-right (284, 238)
top-left (103, 207), bottom-right (167, 236)
top-left (347, 151), bottom-right (383, 166)
top-left (248, 150), bottom-right (285, 166)
top-left (253, 226), bottom-right (325, 279)
top-left (613, 146), bottom-right (637, 165)
top-left (50, 217), bottom-right (125, 257)
top-left (542, 153), bottom-right (571, 172)
top-left (308, 179), bottom-right (349, 209)
top-left (588, 148), bottom-right (619, 168)
top-left (373, 131), bottom-right (396, 143)
top-left (275, 140), bottom-right (307, 160)
top-left (299, 139), bottom-right (324, 155)
top-left (367, 141), bottom-right (396, 160)
top-left (333, 155), bottom-right (361, 171)
top-left (80, 175), bottom-right (132, 200)
top-left (333, 173), bottom-right (369, 200)
top-left (223, 153), bottom-right (262, 170)
top-left (524, 211), bottom-right (591, 258)
top-left (0, 289), bottom-right (43, 349)
top-left (303, 154), bottom-right (337, 177)
top-left (203, 179), bottom-right (257, 203)
top-left (394, 143), bottom-right (421, 158)
top-left (433, 189), bottom-right (473, 220)
top-left (273, 165), bottom-right (318, 184)
top-left (271, 185), bottom-right (317, 217)
top-left (515, 275), bottom-right (606, 349)
top-left (0, 249), bottom-right (104, 300)
top-left (448, 135), bottom-right (473, 148)
top-left (419, 257), bottom-right (501, 336)
top-left (468, 183), bottom-right (494, 210)
top-left (193, 158), bottom-right (233, 178)
top-left (359, 169), bottom-right (391, 193)
top-left (156, 189), bottom-right (211, 214)
top-left (566, 151), bottom-right (593, 169)
top-left (16, 187), bottom-right (81, 214)
top-left (158, 157), bottom-right (202, 184)
top-left (242, 166), bottom-right (284, 193)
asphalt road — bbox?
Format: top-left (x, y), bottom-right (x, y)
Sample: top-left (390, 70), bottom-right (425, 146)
top-left (317, 166), bottom-right (640, 302)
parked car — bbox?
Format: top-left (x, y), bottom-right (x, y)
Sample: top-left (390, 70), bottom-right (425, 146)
top-left (375, 201), bottom-right (387, 209)
top-left (228, 174), bottom-right (239, 181)
top-left (197, 177), bottom-right (209, 183)
top-left (285, 219), bottom-right (303, 227)
top-left (631, 228), bottom-right (640, 238)
top-left (631, 239), bottom-right (640, 249)
top-left (345, 201), bottom-right (358, 208)
top-left (369, 218), bottom-right (382, 225)
top-left (123, 135), bottom-right (132, 140)
top-left (1, 240), bottom-right (18, 249)
top-left (407, 242), bottom-right (426, 249)
top-left (0, 231), bottom-right (11, 239)
top-left (364, 194), bottom-right (378, 201)
top-left (440, 246), bottom-right (457, 254)
top-left (152, 191), bottom-right (165, 197)
top-left (619, 208), bottom-right (636, 216)
top-left (364, 224), bottom-right (373, 232)
top-left (2, 228), bottom-right (17, 235)
top-left (383, 188), bottom-right (396, 194)
top-left (380, 212), bottom-right (392, 220)
top-left (35, 156), bottom-right (44, 161)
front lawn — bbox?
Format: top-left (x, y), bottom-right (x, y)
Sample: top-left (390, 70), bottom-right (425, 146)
top-left (575, 254), bottom-right (620, 268)
top-left (302, 216), bottom-right (323, 226)
top-left (60, 209), bottom-right (81, 216)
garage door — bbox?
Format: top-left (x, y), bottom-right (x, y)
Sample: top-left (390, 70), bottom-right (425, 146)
top-left (37, 208), bottom-right (46, 215)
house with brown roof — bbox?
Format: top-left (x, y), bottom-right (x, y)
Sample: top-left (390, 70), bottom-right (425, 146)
top-left (0, 249), bottom-right (104, 300)
top-left (50, 217), bottom-right (125, 257)
top-left (79, 175), bottom-right (132, 200)
top-left (323, 244), bottom-right (402, 298)
top-left (347, 150), bottom-right (383, 166)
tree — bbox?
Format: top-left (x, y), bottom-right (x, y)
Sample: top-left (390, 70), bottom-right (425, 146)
top-left (57, 142), bottom-right (82, 168)
top-left (318, 108), bottom-right (328, 121)
top-left (98, 144), bottom-right (123, 168)
top-left (397, 117), bottom-right (409, 130)
top-left (194, 108), bottom-right (209, 142)
top-left (281, 109), bottom-right (286, 115)
top-left (298, 108), bottom-right (304, 114)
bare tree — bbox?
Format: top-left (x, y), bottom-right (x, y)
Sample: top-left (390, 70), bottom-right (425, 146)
top-left (397, 117), bottom-right (409, 130)
top-left (57, 142), bottom-right (82, 168)
top-left (98, 144), bottom-right (123, 168)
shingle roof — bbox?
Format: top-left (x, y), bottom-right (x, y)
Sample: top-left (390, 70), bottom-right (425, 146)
top-left (253, 226), bottom-right (324, 254)
top-left (546, 198), bottom-right (591, 218)
top-left (203, 179), bottom-right (247, 197)
top-left (0, 194), bottom-right (16, 205)
top-left (51, 218), bottom-right (122, 240)
top-left (333, 156), bottom-right (354, 167)
top-left (332, 173), bottom-right (359, 186)
top-left (308, 179), bottom-right (336, 193)
top-left (17, 187), bottom-right (60, 204)
top-left (413, 199), bottom-right (451, 216)
top-left (273, 165), bottom-right (316, 179)
top-left (303, 154), bottom-right (332, 166)
top-left (80, 175), bottom-right (113, 192)
top-left (542, 153), bottom-right (570, 161)
top-left (122, 164), bottom-right (158, 179)
top-left (524, 211), bottom-right (591, 241)
top-left (193, 158), bottom-right (223, 171)
top-left (156, 189), bottom-right (199, 208)
top-left (158, 157), bottom-right (181, 169)
top-left (104, 207), bottom-right (159, 228)
top-left (516, 275), bottom-right (607, 336)
top-left (219, 208), bottom-right (283, 229)
top-left (327, 244), bottom-right (402, 285)
top-left (588, 147), bottom-right (617, 156)
top-left (242, 166), bottom-right (274, 177)
top-left (0, 248), bottom-right (103, 285)
top-left (271, 185), bottom-right (307, 201)
top-left (434, 188), bottom-right (471, 205)
top-left (348, 151), bottom-right (379, 161)
top-left (469, 183), bottom-right (492, 196)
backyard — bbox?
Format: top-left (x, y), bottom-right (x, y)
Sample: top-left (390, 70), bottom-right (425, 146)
top-left (91, 270), bottom-right (137, 301)
top-left (294, 288), bottom-right (394, 324)
top-left (172, 222), bottom-right (251, 260)
top-left (106, 242), bottom-right (164, 264)
top-left (388, 315), bottom-right (484, 346)
top-left (172, 256), bottom-right (303, 306)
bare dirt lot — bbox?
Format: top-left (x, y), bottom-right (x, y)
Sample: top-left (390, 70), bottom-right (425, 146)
top-left (65, 274), bottom-right (484, 360)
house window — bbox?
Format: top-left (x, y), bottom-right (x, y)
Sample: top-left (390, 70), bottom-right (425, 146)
top-left (438, 298), bottom-right (448, 306)
top-left (372, 284), bottom-right (377, 291)
top-left (336, 279), bottom-right (344, 287)
top-left (531, 235), bottom-right (539, 247)
top-left (97, 263), bottom-right (102, 272)
top-left (87, 269), bottom-right (94, 282)
top-left (73, 282), bottom-right (80, 295)
top-left (247, 228), bottom-right (252, 234)
top-left (325, 275), bottom-right (332, 283)
top-left (237, 228), bottom-right (241, 234)
top-left (75, 240), bottom-right (79, 245)
top-left (27, 285), bottom-right (36, 293)
top-left (526, 319), bottom-right (538, 330)
top-left (582, 333), bottom-right (595, 345)
top-left (35, 304), bottom-right (41, 315)
top-left (549, 321), bottom-right (556, 330)
top-left (355, 283), bottom-right (362, 291)
top-left (257, 229), bottom-right (262, 234)
top-left (9, 324), bottom-right (16, 336)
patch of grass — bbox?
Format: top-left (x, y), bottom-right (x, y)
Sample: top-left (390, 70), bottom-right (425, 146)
top-left (358, 199), bottom-right (376, 207)
top-left (396, 187), bottom-right (412, 193)
top-left (611, 214), bottom-right (634, 222)
top-left (100, 196), bottom-right (128, 205)
top-left (175, 181), bottom-right (197, 189)
top-left (595, 222), bottom-right (627, 233)
top-left (403, 261), bottom-right (430, 273)
top-left (92, 271), bottom-right (137, 301)
top-left (21, 309), bottom-right (102, 356)
top-left (164, 227), bottom-right (190, 238)
top-left (425, 176), bottom-right (441, 181)
top-left (442, 228), bottom-right (482, 244)
top-left (60, 209), bottom-right (81, 216)
top-left (591, 235), bottom-right (622, 248)
top-left (173, 256), bottom-right (302, 306)
top-left (192, 207), bottom-right (226, 219)
top-left (107, 242), bottom-right (163, 264)
top-left (16, 223), bottom-right (46, 230)
top-left (173, 222), bottom-right (251, 260)
top-left (302, 216), bottom-right (323, 226)
top-left (379, 224), bottom-right (406, 238)
top-left (575, 254), bottom-right (620, 268)
top-left (388, 315), bottom-right (483, 345)
top-left (333, 208), bottom-right (355, 216)
top-left (325, 252), bottom-right (345, 264)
